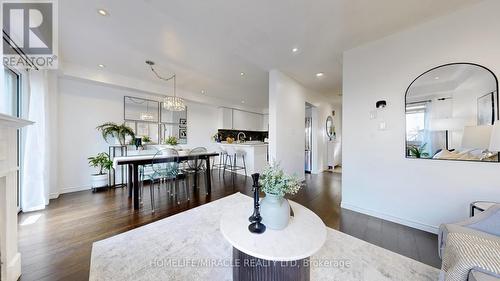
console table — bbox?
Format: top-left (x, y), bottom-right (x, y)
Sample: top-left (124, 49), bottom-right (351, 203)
top-left (220, 198), bottom-right (326, 281)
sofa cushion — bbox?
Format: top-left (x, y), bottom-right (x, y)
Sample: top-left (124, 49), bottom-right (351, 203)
top-left (468, 208), bottom-right (500, 237)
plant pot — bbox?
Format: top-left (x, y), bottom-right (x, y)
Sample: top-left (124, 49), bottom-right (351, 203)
top-left (91, 173), bottom-right (108, 188)
top-left (260, 193), bottom-right (290, 230)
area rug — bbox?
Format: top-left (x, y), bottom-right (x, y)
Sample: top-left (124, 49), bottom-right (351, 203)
top-left (89, 193), bottom-right (439, 281)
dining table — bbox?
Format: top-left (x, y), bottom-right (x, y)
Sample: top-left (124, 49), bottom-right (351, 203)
top-left (112, 150), bottom-right (219, 210)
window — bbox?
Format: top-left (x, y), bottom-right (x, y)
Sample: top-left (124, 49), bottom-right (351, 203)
top-left (2, 68), bottom-right (20, 117)
top-left (406, 104), bottom-right (426, 145)
top-left (3, 67), bottom-right (22, 210)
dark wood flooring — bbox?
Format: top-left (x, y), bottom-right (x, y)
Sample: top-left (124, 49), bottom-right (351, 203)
top-left (18, 172), bottom-right (440, 281)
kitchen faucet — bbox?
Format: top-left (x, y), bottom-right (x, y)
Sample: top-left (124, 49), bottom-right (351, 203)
top-left (237, 132), bottom-right (246, 143)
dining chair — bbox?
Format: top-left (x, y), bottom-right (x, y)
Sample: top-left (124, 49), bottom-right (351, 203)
top-left (182, 147), bottom-right (209, 194)
top-left (143, 148), bottom-right (188, 213)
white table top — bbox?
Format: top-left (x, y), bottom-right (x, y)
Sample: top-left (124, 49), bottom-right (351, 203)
top-left (220, 198), bottom-right (326, 261)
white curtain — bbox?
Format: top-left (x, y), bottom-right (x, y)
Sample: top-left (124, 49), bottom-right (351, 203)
top-left (21, 70), bottom-right (51, 212)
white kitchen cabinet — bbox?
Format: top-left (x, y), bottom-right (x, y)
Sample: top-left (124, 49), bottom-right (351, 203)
top-left (233, 110), bottom-right (262, 131)
top-left (262, 114), bottom-right (269, 131)
top-left (219, 107), bottom-right (233, 129)
top-left (219, 107), bottom-right (266, 131)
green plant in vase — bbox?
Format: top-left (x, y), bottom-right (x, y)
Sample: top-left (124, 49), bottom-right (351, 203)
top-left (96, 122), bottom-right (135, 145)
top-left (88, 152), bottom-right (113, 191)
top-left (408, 143), bottom-right (430, 159)
top-left (142, 135), bottom-right (152, 143)
top-left (259, 162), bottom-right (303, 230)
top-left (165, 136), bottom-right (179, 146)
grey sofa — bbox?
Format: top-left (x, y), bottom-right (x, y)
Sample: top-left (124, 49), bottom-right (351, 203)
top-left (438, 204), bottom-right (500, 281)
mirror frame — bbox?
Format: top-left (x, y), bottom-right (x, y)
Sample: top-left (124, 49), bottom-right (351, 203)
top-left (326, 116), bottom-right (334, 140)
top-left (404, 62), bottom-right (499, 162)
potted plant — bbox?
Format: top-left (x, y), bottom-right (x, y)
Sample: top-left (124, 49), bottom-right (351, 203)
top-left (142, 135), bottom-right (152, 144)
top-left (96, 122), bottom-right (135, 145)
top-left (408, 143), bottom-right (430, 159)
top-left (88, 152), bottom-right (113, 191)
top-left (165, 136), bottom-right (179, 147)
top-left (259, 163), bottom-right (302, 230)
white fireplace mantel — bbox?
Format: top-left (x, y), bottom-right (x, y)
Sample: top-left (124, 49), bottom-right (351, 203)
top-left (0, 113), bottom-right (33, 281)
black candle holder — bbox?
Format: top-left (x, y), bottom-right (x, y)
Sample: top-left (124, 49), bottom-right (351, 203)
top-left (248, 173), bottom-right (266, 234)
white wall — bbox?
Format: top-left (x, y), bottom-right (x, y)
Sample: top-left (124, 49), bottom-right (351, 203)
top-left (56, 77), bottom-right (219, 195)
top-left (342, 0), bottom-right (500, 233)
top-left (269, 70), bottom-right (340, 178)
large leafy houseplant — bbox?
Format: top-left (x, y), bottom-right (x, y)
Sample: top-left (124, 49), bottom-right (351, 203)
top-left (96, 122), bottom-right (135, 145)
top-left (88, 152), bottom-right (113, 175)
top-left (259, 163), bottom-right (302, 197)
top-left (408, 143), bottom-right (430, 159)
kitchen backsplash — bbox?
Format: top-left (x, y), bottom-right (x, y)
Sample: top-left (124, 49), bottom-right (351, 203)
top-left (217, 129), bottom-right (268, 142)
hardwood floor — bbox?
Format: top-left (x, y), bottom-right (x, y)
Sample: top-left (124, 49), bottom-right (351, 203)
top-left (18, 171), bottom-right (440, 281)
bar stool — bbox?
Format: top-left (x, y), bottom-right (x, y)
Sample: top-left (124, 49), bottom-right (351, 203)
top-left (212, 145), bottom-right (227, 177)
top-left (224, 146), bottom-right (247, 180)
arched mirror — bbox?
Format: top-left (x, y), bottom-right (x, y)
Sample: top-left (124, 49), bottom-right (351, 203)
top-left (326, 116), bottom-right (335, 140)
top-left (405, 63), bottom-right (499, 162)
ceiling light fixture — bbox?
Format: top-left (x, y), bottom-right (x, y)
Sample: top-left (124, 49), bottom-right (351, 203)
top-left (241, 100), bottom-right (245, 104)
top-left (97, 9), bottom-right (109, 16)
top-left (146, 60), bottom-right (185, 112)
top-left (240, 72), bottom-right (245, 76)
top-left (201, 89), bottom-right (205, 94)
top-left (98, 64), bottom-right (105, 68)
top-left (435, 76), bottom-right (440, 80)
top-left (292, 47), bottom-right (299, 53)
top-left (316, 72), bottom-right (324, 77)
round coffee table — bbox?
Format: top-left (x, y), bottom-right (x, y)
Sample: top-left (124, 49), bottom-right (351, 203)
top-left (220, 198), bottom-right (326, 281)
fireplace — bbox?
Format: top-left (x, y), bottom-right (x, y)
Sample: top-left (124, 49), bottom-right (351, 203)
top-left (0, 113), bottom-right (33, 281)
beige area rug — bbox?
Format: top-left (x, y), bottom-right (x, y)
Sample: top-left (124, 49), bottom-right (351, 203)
top-left (90, 193), bottom-right (439, 281)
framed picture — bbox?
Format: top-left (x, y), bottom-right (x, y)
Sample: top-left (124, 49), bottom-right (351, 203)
top-left (179, 128), bottom-right (187, 139)
top-left (179, 118), bottom-right (187, 127)
top-left (477, 92), bottom-right (495, 125)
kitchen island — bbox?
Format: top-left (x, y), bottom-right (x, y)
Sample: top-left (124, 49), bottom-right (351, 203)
top-left (218, 142), bottom-right (268, 176)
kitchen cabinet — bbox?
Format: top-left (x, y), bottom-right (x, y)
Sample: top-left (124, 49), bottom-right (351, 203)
top-left (218, 107), bottom-right (266, 131)
top-left (219, 107), bottom-right (233, 129)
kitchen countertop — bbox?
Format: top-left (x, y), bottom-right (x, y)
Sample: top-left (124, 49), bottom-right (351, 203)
top-left (218, 141), bottom-right (268, 147)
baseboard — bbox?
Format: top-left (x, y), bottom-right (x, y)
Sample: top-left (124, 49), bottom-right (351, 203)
top-left (59, 185), bottom-right (92, 195)
top-left (49, 193), bottom-right (59, 199)
top-left (340, 201), bottom-right (439, 234)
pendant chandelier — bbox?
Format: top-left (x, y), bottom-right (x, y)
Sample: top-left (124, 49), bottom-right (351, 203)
top-left (146, 60), bottom-right (186, 111)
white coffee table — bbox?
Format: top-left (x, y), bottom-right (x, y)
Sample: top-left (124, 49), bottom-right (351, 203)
top-left (220, 198), bottom-right (326, 281)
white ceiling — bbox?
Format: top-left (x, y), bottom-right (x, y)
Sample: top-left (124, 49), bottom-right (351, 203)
top-left (59, 0), bottom-right (482, 109)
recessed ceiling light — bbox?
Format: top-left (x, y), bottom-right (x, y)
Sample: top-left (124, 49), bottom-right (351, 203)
top-left (316, 72), bottom-right (324, 78)
top-left (292, 47), bottom-right (299, 53)
top-left (240, 72), bottom-right (245, 76)
top-left (98, 64), bottom-right (105, 68)
top-left (241, 100), bottom-right (245, 104)
top-left (435, 76), bottom-right (440, 80)
top-left (98, 9), bottom-right (109, 16)
top-left (201, 89), bottom-right (205, 94)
